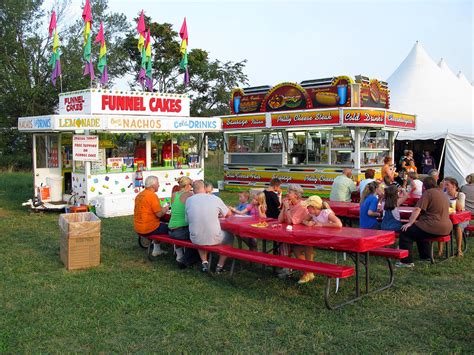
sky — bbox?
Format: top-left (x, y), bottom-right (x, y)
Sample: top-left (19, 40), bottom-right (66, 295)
top-left (45, 0), bottom-right (473, 89)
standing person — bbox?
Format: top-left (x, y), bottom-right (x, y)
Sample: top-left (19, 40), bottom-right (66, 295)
top-left (460, 173), bottom-right (474, 216)
top-left (397, 177), bottom-right (452, 267)
top-left (277, 184), bottom-right (309, 278)
top-left (168, 176), bottom-right (198, 268)
top-left (382, 157), bottom-right (396, 184)
top-left (443, 177), bottom-right (468, 256)
top-left (421, 151), bottom-right (437, 175)
top-left (329, 168), bottom-right (357, 202)
top-left (185, 180), bottom-right (233, 273)
top-left (134, 176), bottom-right (169, 257)
top-left (264, 178), bottom-right (282, 218)
top-left (295, 196), bottom-right (342, 284)
top-left (359, 181), bottom-right (383, 229)
top-left (359, 169), bottom-right (376, 197)
top-left (381, 185), bottom-right (408, 232)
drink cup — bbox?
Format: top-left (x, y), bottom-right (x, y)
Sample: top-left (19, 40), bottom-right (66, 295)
top-left (234, 96), bottom-right (241, 113)
top-left (337, 85), bottom-right (348, 105)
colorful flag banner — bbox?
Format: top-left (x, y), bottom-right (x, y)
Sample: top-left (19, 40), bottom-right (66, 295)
top-left (145, 28), bottom-right (153, 91)
top-left (94, 22), bottom-right (108, 85)
top-left (137, 10), bottom-right (147, 88)
top-left (179, 17), bottom-right (189, 86)
top-left (82, 0), bottom-right (94, 80)
top-left (48, 11), bottom-right (62, 86)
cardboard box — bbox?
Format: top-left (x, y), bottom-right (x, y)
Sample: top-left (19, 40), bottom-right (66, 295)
top-left (59, 212), bottom-right (101, 270)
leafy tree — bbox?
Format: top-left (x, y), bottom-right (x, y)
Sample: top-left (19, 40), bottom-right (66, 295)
top-left (122, 16), bottom-right (248, 117)
top-left (0, 0), bottom-right (131, 170)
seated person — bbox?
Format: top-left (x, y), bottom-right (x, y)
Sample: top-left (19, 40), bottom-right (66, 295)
top-left (264, 178), bottom-right (282, 218)
top-left (359, 169), bottom-right (376, 197)
top-left (185, 180), bottom-right (233, 273)
top-left (204, 181), bottom-right (214, 194)
top-left (168, 176), bottom-right (199, 268)
top-left (134, 176), bottom-right (170, 257)
top-left (295, 196), bottom-right (342, 284)
top-left (330, 168), bottom-right (357, 202)
top-left (360, 181), bottom-right (383, 229)
top-left (229, 191), bottom-right (252, 215)
top-left (277, 184), bottom-right (309, 278)
top-left (398, 177), bottom-right (452, 267)
top-left (229, 191), bottom-right (258, 250)
top-left (460, 173), bottom-right (474, 216)
top-left (443, 177), bottom-right (468, 257)
top-left (381, 185), bottom-right (408, 232)
top-left (407, 171), bottom-right (423, 197)
top-left (248, 192), bottom-right (267, 218)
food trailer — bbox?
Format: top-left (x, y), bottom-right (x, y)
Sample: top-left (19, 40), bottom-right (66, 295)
top-left (221, 75), bottom-right (416, 197)
top-left (18, 89), bottom-right (220, 217)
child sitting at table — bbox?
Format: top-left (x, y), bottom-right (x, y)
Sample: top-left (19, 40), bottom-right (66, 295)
top-left (229, 191), bottom-right (252, 215)
top-left (229, 191), bottom-right (258, 250)
top-left (248, 192), bottom-right (267, 218)
top-left (381, 185), bottom-right (408, 232)
top-left (293, 196), bottom-right (342, 284)
top-left (204, 181), bottom-right (214, 194)
top-left (360, 181), bottom-right (384, 229)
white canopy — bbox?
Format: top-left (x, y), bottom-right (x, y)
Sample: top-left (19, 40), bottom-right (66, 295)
top-left (387, 42), bottom-right (473, 184)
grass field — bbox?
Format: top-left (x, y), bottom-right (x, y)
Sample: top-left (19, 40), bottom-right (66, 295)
top-left (1, 170), bottom-right (473, 352)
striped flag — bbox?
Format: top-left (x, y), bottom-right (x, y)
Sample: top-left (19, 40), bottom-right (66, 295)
top-left (48, 11), bottom-right (62, 86)
top-left (179, 17), bottom-right (189, 86)
top-left (137, 10), bottom-right (147, 88)
top-left (94, 22), bottom-right (108, 85)
top-left (145, 28), bottom-right (153, 91)
top-left (82, 0), bottom-right (94, 80)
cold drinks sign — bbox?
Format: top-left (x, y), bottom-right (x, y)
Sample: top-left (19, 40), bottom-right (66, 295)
top-left (73, 135), bottom-right (99, 161)
top-left (59, 89), bottom-right (190, 117)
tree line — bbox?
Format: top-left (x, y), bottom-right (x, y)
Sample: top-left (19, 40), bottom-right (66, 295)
top-left (0, 0), bottom-right (247, 170)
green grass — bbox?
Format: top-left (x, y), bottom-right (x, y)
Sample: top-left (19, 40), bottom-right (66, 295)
top-left (1, 172), bottom-right (473, 352)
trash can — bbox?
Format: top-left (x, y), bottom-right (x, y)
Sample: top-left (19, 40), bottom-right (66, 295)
top-left (59, 212), bottom-right (101, 270)
top-left (47, 176), bottom-right (64, 202)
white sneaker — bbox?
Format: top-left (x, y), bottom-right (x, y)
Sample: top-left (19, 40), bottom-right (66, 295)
top-left (152, 243), bottom-right (168, 257)
top-left (395, 261), bottom-right (414, 268)
top-left (175, 247), bottom-right (185, 262)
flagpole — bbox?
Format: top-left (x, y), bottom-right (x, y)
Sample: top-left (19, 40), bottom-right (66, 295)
top-left (60, 74), bottom-right (63, 93)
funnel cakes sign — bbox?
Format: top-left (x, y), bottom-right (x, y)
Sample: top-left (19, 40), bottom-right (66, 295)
top-left (59, 89), bottom-right (190, 117)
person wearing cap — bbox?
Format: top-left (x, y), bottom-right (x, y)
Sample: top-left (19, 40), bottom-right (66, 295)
top-left (460, 173), bottom-right (474, 216)
top-left (292, 196), bottom-right (342, 284)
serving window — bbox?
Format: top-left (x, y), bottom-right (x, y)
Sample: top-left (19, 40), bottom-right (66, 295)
top-left (226, 132), bottom-right (283, 166)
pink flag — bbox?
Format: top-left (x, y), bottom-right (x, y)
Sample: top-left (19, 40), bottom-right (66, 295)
top-left (49, 11), bottom-right (57, 38)
top-left (179, 17), bottom-right (188, 42)
top-left (137, 10), bottom-right (146, 35)
top-left (82, 0), bottom-right (92, 24)
top-left (95, 22), bottom-right (104, 44)
top-left (145, 28), bottom-right (150, 48)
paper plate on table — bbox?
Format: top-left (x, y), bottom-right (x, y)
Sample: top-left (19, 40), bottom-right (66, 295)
top-left (234, 214), bottom-right (252, 218)
top-left (250, 222), bottom-right (269, 228)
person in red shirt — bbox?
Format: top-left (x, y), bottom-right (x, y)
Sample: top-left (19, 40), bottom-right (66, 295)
top-left (134, 176), bottom-right (170, 256)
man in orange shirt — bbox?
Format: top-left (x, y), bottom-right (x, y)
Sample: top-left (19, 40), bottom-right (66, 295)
top-left (134, 176), bottom-right (170, 256)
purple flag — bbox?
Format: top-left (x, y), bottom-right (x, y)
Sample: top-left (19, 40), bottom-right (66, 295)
top-left (100, 66), bottom-right (108, 85)
top-left (83, 61), bottom-right (95, 80)
top-left (184, 67), bottom-right (189, 86)
top-left (51, 60), bottom-right (61, 86)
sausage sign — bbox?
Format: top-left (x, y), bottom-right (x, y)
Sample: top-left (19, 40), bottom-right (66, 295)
top-left (59, 89), bottom-right (190, 117)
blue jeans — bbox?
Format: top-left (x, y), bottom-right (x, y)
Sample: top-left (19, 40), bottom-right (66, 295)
top-left (145, 223), bottom-right (169, 236)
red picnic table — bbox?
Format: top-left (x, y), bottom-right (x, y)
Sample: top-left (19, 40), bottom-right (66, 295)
top-left (221, 215), bottom-right (396, 303)
top-left (326, 201), bottom-right (359, 217)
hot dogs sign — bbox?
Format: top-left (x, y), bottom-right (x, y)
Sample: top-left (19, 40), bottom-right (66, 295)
top-left (230, 75), bottom-right (390, 115)
top-left (59, 89), bottom-right (190, 117)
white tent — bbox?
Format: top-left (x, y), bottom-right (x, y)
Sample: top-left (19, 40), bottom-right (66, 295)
top-left (387, 42), bottom-right (474, 184)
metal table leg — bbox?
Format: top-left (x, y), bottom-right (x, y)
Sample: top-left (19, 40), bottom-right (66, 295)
top-left (355, 252), bottom-right (360, 297)
top-left (365, 251), bottom-right (369, 294)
